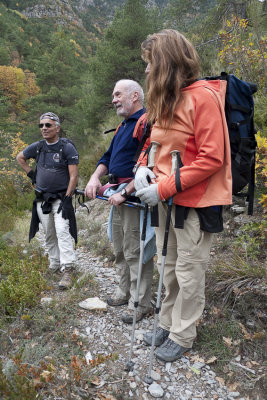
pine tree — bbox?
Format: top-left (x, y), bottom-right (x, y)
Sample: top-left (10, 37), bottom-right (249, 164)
top-left (26, 29), bottom-right (86, 142)
top-left (79, 0), bottom-right (162, 132)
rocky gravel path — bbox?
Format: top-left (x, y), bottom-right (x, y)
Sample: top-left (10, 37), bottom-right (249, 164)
top-left (72, 247), bottom-right (244, 400)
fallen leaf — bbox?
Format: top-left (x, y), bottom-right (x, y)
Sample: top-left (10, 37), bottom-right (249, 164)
top-left (228, 382), bottom-right (239, 391)
top-left (239, 323), bottom-right (252, 340)
top-left (233, 286), bottom-right (241, 295)
top-left (251, 360), bottom-right (260, 365)
top-left (216, 376), bottom-right (225, 386)
top-left (223, 336), bottom-right (232, 347)
top-left (91, 377), bottom-right (101, 386)
top-left (186, 371), bottom-right (192, 379)
top-left (24, 330), bottom-right (31, 339)
top-left (233, 339), bottom-right (241, 345)
top-left (206, 356), bottom-right (217, 364)
top-left (212, 306), bottom-right (222, 315)
top-left (48, 363), bottom-right (56, 372)
top-left (190, 355), bottom-right (205, 363)
top-left (40, 370), bottom-right (53, 382)
top-left (252, 331), bottom-right (265, 340)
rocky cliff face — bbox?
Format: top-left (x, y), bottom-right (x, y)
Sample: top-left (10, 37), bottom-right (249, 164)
top-left (72, 0), bottom-right (98, 13)
top-left (20, 0), bottom-right (168, 30)
top-left (21, 0), bottom-right (84, 27)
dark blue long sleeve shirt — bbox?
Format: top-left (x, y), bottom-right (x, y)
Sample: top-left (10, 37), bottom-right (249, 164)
top-left (97, 108), bottom-right (145, 178)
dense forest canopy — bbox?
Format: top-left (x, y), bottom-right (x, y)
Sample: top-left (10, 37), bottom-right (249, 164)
top-left (0, 0), bottom-right (266, 182)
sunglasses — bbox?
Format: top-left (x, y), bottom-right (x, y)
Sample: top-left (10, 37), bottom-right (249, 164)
top-left (39, 123), bottom-right (54, 128)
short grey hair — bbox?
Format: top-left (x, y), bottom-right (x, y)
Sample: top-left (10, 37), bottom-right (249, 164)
top-left (116, 79), bottom-right (144, 106)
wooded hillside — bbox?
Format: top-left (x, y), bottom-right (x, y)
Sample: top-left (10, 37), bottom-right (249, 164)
top-left (0, 1), bottom-right (266, 399)
top-left (0, 0), bottom-right (266, 224)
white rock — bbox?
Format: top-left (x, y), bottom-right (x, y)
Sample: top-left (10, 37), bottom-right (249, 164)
top-left (231, 205), bottom-right (245, 214)
top-left (40, 297), bottom-right (53, 305)
top-left (148, 383), bottom-right (164, 398)
top-left (192, 361), bottom-right (205, 369)
top-left (228, 392), bottom-right (240, 398)
top-left (165, 362), bottom-right (171, 372)
top-left (78, 297), bottom-right (107, 311)
top-left (150, 370), bottom-right (161, 381)
top-left (129, 381), bottom-right (137, 389)
top-left (85, 351), bottom-right (93, 365)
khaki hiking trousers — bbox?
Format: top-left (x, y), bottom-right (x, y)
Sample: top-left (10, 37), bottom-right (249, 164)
top-left (155, 204), bottom-right (213, 348)
top-left (112, 205), bottom-right (154, 313)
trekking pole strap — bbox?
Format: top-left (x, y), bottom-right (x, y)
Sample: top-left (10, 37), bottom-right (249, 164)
top-left (141, 204), bottom-right (149, 240)
top-left (162, 198), bottom-right (173, 257)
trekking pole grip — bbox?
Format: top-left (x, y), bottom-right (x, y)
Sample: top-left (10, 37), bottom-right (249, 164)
top-left (147, 141), bottom-right (161, 168)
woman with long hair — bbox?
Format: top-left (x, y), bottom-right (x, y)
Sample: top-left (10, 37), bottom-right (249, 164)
top-left (134, 29), bottom-right (232, 362)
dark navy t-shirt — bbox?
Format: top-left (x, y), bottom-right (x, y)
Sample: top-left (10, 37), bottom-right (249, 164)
top-left (97, 108), bottom-right (145, 177)
top-left (23, 139), bottom-right (79, 193)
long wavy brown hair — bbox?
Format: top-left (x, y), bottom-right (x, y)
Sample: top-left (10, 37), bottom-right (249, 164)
top-left (141, 29), bottom-right (201, 125)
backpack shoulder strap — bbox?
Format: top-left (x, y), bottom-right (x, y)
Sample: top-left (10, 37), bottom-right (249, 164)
top-left (133, 114), bottom-right (153, 163)
top-left (36, 139), bottom-right (45, 163)
top-left (58, 137), bottom-right (69, 162)
top-left (114, 123), bottom-right (122, 136)
top-left (58, 137), bottom-right (76, 162)
top-left (133, 113), bottom-right (147, 141)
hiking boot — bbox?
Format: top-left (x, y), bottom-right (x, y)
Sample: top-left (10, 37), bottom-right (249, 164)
top-left (107, 296), bottom-right (129, 306)
top-left (58, 269), bottom-right (73, 290)
top-left (121, 309), bottom-right (147, 324)
top-left (143, 327), bottom-right (169, 347)
top-left (155, 337), bottom-right (191, 362)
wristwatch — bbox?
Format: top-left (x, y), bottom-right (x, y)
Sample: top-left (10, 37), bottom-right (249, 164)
top-left (120, 188), bottom-right (129, 199)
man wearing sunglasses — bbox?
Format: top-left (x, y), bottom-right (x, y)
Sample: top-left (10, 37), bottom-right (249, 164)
top-left (16, 112), bottom-right (79, 289)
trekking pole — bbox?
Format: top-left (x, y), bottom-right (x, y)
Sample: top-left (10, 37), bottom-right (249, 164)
top-left (75, 190), bottom-right (145, 210)
top-left (125, 203), bottom-right (149, 371)
top-left (125, 142), bottom-right (160, 371)
top-left (96, 195), bottom-right (145, 210)
top-left (144, 150), bottom-right (180, 384)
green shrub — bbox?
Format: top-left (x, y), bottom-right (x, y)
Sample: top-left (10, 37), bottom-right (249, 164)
top-left (0, 359), bottom-right (40, 400)
top-left (0, 178), bottom-right (34, 235)
top-left (0, 246), bottom-right (48, 316)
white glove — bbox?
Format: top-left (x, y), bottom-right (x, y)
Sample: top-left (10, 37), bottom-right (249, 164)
top-left (134, 167), bottom-right (156, 191)
top-left (135, 184), bottom-right (160, 206)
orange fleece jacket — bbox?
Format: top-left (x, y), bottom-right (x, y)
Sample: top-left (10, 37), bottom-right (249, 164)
top-left (139, 80), bottom-right (232, 208)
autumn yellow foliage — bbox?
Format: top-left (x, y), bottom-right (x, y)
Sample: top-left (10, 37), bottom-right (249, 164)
top-left (218, 17), bottom-right (266, 89)
top-left (0, 131), bottom-right (32, 191)
top-left (0, 66), bottom-right (40, 114)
